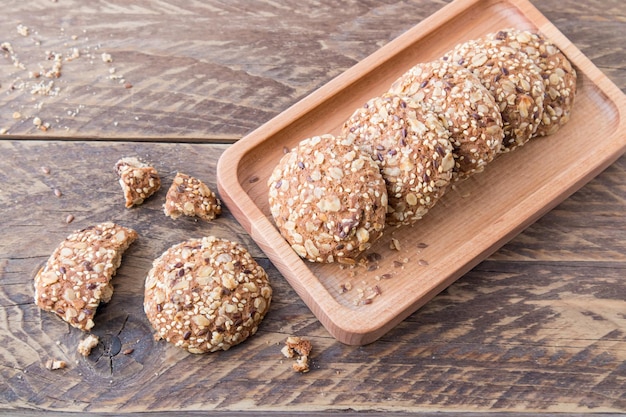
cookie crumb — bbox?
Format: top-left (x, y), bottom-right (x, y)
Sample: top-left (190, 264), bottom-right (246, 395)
top-left (281, 336), bottom-right (312, 373)
top-left (17, 24), bottom-right (29, 37)
top-left (77, 334), bottom-right (99, 357)
top-left (45, 359), bottom-right (67, 370)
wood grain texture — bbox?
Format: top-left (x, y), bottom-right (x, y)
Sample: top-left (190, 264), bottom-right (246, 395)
top-left (0, 0), bottom-right (625, 415)
top-left (0, 0), bottom-right (449, 140)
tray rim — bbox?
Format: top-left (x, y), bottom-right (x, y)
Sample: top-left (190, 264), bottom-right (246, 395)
top-left (217, 0), bottom-right (626, 345)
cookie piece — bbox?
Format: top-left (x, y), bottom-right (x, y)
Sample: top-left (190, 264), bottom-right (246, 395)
top-left (341, 94), bottom-right (455, 226)
top-left (77, 334), bottom-right (99, 357)
top-left (144, 236), bottom-right (272, 353)
top-left (115, 157), bottom-right (161, 208)
top-left (268, 134), bottom-right (387, 264)
top-left (443, 38), bottom-right (545, 152)
top-left (389, 60), bottom-right (504, 180)
top-left (487, 28), bottom-right (577, 137)
top-left (281, 336), bottom-right (312, 373)
top-left (163, 172), bottom-right (222, 221)
top-left (34, 222), bottom-right (138, 331)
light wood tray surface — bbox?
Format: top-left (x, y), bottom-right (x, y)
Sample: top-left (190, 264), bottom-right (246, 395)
top-left (217, 0), bottom-right (626, 345)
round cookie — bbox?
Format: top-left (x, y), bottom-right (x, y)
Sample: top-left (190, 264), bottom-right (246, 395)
top-left (443, 38), bottom-right (546, 152)
top-left (389, 60), bottom-right (504, 180)
top-left (267, 134), bottom-right (387, 264)
top-left (144, 236), bottom-right (272, 353)
top-left (487, 28), bottom-right (577, 137)
top-left (341, 93), bottom-right (455, 226)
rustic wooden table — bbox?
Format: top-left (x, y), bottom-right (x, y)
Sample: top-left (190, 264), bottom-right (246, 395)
top-left (1, 0), bottom-right (625, 415)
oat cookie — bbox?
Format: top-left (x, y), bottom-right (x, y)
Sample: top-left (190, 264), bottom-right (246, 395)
top-left (390, 61), bottom-right (504, 179)
top-left (341, 94), bottom-right (455, 226)
top-left (34, 222), bottom-right (138, 331)
top-left (164, 172), bottom-right (222, 221)
top-left (487, 28), bottom-right (577, 137)
top-left (115, 157), bottom-right (161, 208)
top-left (144, 236), bottom-right (272, 353)
top-left (268, 134), bottom-right (387, 263)
top-left (443, 38), bottom-right (545, 152)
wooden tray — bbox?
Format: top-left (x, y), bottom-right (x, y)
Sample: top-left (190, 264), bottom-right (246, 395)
top-left (216, 0), bottom-right (626, 345)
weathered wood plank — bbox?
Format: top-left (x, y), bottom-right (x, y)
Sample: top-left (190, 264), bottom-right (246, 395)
top-left (0, 0), bottom-right (449, 140)
top-left (1, 140), bottom-right (625, 413)
top-left (0, 0), bottom-right (623, 141)
top-left (0, 0), bottom-right (625, 414)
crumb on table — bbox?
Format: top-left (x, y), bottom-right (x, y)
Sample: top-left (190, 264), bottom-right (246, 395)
top-left (77, 334), bottom-right (99, 357)
top-left (281, 336), bottom-right (312, 373)
top-left (45, 359), bottom-right (67, 370)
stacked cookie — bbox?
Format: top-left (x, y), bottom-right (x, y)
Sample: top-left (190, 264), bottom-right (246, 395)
top-left (268, 28), bottom-right (576, 264)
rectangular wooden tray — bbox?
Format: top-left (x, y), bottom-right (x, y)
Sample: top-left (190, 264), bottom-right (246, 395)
top-left (217, 0), bottom-right (626, 345)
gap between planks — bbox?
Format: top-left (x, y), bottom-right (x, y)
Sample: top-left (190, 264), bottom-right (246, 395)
top-left (2, 134), bottom-right (242, 144)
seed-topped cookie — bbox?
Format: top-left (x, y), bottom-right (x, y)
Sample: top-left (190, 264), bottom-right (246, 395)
top-left (34, 222), bottom-right (138, 331)
top-left (443, 38), bottom-right (545, 152)
top-left (268, 134), bottom-right (387, 264)
top-left (389, 61), bottom-right (504, 180)
top-left (144, 236), bottom-right (272, 353)
top-left (341, 93), bottom-right (455, 226)
top-left (487, 28), bottom-right (577, 137)
top-left (163, 172), bottom-right (222, 222)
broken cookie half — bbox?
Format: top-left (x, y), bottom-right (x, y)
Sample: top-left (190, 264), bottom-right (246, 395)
top-left (115, 157), bottom-right (161, 208)
top-left (163, 172), bottom-right (222, 221)
top-left (34, 222), bottom-right (138, 331)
